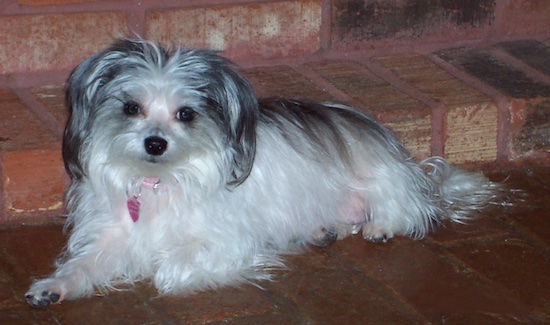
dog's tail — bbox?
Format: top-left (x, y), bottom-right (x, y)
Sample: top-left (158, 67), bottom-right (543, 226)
top-left (421, 157), bottom-right (512, 222)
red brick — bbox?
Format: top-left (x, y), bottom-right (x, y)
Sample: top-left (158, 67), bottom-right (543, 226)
top-left (374, 55), bottom-right (498, 163)
top-left (145, 286), bottom-right (279, 324)
top-left (427, 216), bottom-right (510, 244)
top-left (31, 85), bottom-right (68, 126)
top-left (0, 264), bottom-right (28, 322)
top-left (272, 249), bottom-right (424, 323)
top-left (146, 1), bottom-right (322, 60)
top-left (448, 238), bottom-right (550, 313)
top-left (509, 97), bottom-right (550, 159)
top-left (334, 236), bottom-right (531, 322)
top-left (18, 0), bottom-right (102, 5)
top-left (331, 0), bottom-right (494, 48)
top-left (498, 168), bottom-right (550, 246)
top-left (499, 0), bottom-right (550, 38)
top-left (0, 88), bottom-right (64, 221)
top-left (0, 12), bottom-right (127, 74)
top-left (444, 102), bottom-right (498, 162)
top-left (499, 40), bottom-right (550, 76)
top-left (0, 225), bottom-right (65, 279)
top-left (306, 60), bottom-right (432, 159)
top-left (2, 149), bottom-right (64, 218)
top-left (51, 285), bottom-right (159, 324)
top-left (0, 89), bottom-right (58, 151)
top-left (241, 65), bottom-right (333, 101)
top-left (206, 313), bottom-right (303, 324)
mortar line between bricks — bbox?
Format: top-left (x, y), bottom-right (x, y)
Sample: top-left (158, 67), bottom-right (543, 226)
top-left (2, 0), bottom-right (287, 15)
top-left (1, 0), bottom-right (133, 15)
top-left (258, 282), bottom-right (317, 324)
top-left (11, 88), bottom-right (64, 141)
top-left (42, 309), bottom-right (63, 325)
top-left (490, 0), bottom-right (509, 40)
top-left (498, 215), bottom-right (550, 253)
top-left (422, 240), bottom-right (533, 312)
top-left (359, 59), bottom-right (446, 157)
top-left (489, 47), bottom-right (550, 85)
top-left (430, 106), bottom-right (446, 157)
top-left (0, 70), bottom-right (70, 89)
top-left (325, 249), bottom-right (429, 323)
top-left (0, 151), bottom-right (4, 221)
top-left (319, 0), bottom-right (332, 52)
top-left (289, 64), bottom-right (360, 106)
top-left (126, 6), bottom-right (146, 37)
top-left (427, 54), bottom-right (512, 161)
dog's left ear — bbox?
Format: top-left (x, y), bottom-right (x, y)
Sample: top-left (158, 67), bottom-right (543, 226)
top-left (201, 55), bottom-right (259, 186)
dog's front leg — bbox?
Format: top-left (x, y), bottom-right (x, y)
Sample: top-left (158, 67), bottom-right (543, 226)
top-left (25, 226), bottom-right (128, 308)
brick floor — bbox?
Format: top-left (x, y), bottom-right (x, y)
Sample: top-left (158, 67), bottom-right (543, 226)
top-left (0, 168), bottom-right (549, 323)
top-left (0, 38), bottom-right (549, 323)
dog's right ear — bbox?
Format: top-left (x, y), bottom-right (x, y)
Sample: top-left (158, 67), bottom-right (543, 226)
top-left (63, 41), bottom-right (132, 179)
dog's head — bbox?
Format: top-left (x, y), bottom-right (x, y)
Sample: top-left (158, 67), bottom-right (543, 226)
top-left (64, 39), bottom-right (258, 187)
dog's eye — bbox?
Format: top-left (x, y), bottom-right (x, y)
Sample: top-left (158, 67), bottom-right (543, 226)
top-left (176, 107), bottom-right (195, 122)
top-left (123, 102), bottom-right (141, 116)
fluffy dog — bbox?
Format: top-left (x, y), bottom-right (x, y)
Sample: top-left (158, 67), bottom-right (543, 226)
top-left (26, 39), bottom-right (504, 307)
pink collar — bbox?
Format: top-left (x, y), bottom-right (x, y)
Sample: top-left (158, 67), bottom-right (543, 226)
top-left (141, 177), bottom-right (161, 191)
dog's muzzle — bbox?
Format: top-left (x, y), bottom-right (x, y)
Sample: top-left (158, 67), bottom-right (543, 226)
top-left (144, 136), bottom-right (168, 156)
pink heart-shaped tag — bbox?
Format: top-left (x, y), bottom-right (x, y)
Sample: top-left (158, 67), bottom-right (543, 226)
top-left (127, 197), bottom-right (140, 222)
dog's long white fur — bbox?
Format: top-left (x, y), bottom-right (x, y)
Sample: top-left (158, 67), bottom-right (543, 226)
top-left (26, 40), bottom-right (506, 307)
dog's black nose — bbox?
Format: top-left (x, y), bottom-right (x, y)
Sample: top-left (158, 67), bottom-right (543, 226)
top-left (144, 136), bottom-right (168, 156)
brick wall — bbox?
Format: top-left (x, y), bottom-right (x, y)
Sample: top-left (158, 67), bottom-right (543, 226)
top-left (1, 0), bottom-right (549, 77)
top-left (0, 0), bottom-right (549, 224)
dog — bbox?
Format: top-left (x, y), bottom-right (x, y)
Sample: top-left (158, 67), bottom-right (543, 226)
top-left (25, 39), bottom-right (505, 308)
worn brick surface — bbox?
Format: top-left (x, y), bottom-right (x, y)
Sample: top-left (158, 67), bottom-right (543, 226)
top-left (273, 249), bottom-right (424, 323)
top-left (502, 168), bottom-right (550, 246)
top-left (0, 225), bottom-right (65, 279)
top-left (331, 0), bottom-right (495, 47)
top-left (438, 46), bottom-right (550, 159)
top-left (499, 0), bottom-right (550, 38)
top-left (241, 65), bottom-right (333, 101)
top-left (0, 89), bottom-right (58, 151)
top-left (1, 168), bottom-right (549, 323)
top-left (427, 214), bottom-right (511, 244)
top-left (146, 287), bottom-right (280, 324)
top-left (146, 1), bottom-right (322, 60)
top-left (510, 98), bottom-right (550, 157)
top-left (19, 0), bottom-right (103, 5)
top-left (306, 60), bottom-right (432, 159)
top-left (0, 260), bottom-right (28, 323)
top-left (0, 89), bottom-right (64, 220)
top-left (31, 85), bottom-right (68, 126)
top-left (437, 48), bottom-right (550, 99)
top-left (443, 102), bottom-right (499, 163)
top-left (51, 288), bottom-right (159, 324)
top-left (499, 39), bottom-right (550, 75)
top-left (334, 236), bottom-right (532, 322)
top-left (375, 54), bottom-right (498, 163)
top-left (2, 149), bottom-right (64, 218)
top-left (448, 238), bottom-right (550, 314)
top-left (0, 12), bottom-right (127, 74)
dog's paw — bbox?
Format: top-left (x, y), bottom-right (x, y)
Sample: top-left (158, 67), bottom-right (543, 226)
top-left (312, 227), bottom-right (338, 247)
top-left (25, 289), bottom-right (61, 308)
top-left (25, 279), bottom-right (65, 308)
top-left (362, 223), bottom-right (394, 243)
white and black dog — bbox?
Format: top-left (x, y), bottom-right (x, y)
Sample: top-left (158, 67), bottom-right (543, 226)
top-left (26, 39), bottom-right (504, 307)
